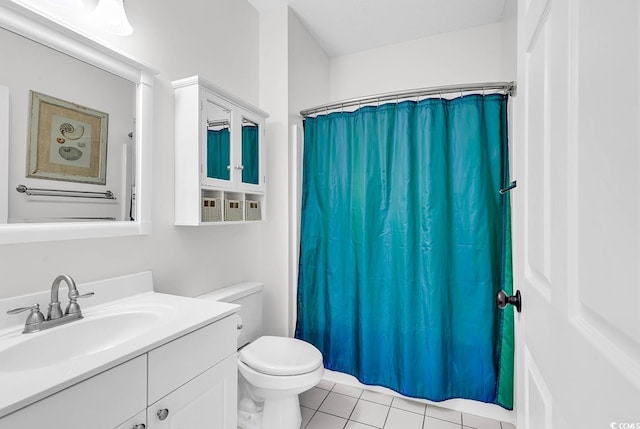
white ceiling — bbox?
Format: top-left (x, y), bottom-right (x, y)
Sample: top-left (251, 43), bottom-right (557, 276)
top-left (247, 0), bottom-right (508, 57)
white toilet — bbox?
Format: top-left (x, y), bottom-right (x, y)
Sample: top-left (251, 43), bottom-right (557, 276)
top-left (198, 282), bottom-right (324, 429)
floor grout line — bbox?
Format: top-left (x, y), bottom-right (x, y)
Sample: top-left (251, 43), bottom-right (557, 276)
top-left (380, 403), bottom-right (391, 429)
top-left (302, 381), bottom-right (505, 429)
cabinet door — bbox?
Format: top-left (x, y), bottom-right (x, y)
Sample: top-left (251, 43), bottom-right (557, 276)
top-left (237, 112), bottom-right (265, 193)
top-left (147, 354), bottom-right (237, 429)
top-left (147, 315), bottom-right (236, 404)
top-left (115, 410), bottom-right (146, 429)
top-left (202, 91), bottom-right (234, 189)
top-left (0, 356), bottom-right (146, 429)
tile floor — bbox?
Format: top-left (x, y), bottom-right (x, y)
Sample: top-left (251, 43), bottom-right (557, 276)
top-left (299, 380), bottom-right (515, 429)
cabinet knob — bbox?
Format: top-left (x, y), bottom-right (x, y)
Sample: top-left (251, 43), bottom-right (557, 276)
top-left (157, 408), bottom-right (169, 421)
top-left (235, 164), bottom-right (244, 170)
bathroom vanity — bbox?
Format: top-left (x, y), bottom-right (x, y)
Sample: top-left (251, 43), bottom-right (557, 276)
top-left (0, 272), bottom-right (239, 429)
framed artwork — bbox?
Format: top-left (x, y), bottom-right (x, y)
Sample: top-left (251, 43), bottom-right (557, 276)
top-left (27, 91), bottom-right (108, 184)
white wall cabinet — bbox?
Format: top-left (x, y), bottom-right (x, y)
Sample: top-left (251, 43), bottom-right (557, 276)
top-left (0, 316), bottom-right (238, 429)
top-left (174, 76), bottom-right (269, 225)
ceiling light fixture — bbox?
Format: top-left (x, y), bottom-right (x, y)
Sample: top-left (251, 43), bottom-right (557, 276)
top-left (90, 0), bottom-right (133, 36)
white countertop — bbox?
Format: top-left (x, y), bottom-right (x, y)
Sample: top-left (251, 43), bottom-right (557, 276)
top-left (0, 272), bottom-right (238, 418)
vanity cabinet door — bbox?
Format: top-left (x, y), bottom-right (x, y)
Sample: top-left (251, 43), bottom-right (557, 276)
top-left (0, 355), bottom-right (146, 429)
top-left (115, 410), bottom-right (146, 429)
top-left (147, 315), bottom-right (236, 404)
top-left (147, 354), bottom-right (237, 429)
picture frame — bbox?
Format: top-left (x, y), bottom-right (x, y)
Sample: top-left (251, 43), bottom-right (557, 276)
top-left (27, 91), bottom-right (108, 184)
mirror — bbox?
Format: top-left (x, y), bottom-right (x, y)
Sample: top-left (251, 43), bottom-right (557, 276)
top-left (1, 28), bottom-right (134, 222)
top-left (241, 118), bottom-right (260, 185)
top-left (0, 2), bottom-right (155, 244)
top-left (205, 101), bottom-right (231, 181)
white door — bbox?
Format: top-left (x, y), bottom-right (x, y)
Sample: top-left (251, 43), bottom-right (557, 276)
top-left (147, 355), bottom-right (237, 429)
top-left (515, 0), bottom-right (640, 428)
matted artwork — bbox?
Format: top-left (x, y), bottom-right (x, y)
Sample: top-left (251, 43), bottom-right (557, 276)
top-left (27, 91), bottom-right (108, 184)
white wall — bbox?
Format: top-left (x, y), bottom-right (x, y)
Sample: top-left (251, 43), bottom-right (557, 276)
top-left (0, 0), bottom-right (263, 300)
top-left (258, 7), bottom-right (290, 336)
top-left (288, 11), bottom-right (331, 117)
top-left (330, 22), bottom-right (515, 102)
top-left (501, 0), bottom-right (517, 81)
top-left (287, 9), bottom-right (330, 334)
top-left (258, 6), bottom-right (330, 336)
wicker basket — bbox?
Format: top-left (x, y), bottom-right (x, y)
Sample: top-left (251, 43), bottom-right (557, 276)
top-left (224, 199), bottom-right (244, 221)
top-left (245, 200), bottom-right (262, 221)
top-left (201, 197), bottom-right (221, 222)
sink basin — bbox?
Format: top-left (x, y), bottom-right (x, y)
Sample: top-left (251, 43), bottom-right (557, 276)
top-left (0, 308), bottom-right (164, 372)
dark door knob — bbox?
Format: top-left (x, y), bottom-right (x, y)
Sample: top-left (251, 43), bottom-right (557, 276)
top-left (497, 290), bottom-right (522, 313)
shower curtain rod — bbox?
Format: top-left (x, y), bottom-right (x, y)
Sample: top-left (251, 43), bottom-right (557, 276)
top-left (300, 81), bottom-right (515, 117)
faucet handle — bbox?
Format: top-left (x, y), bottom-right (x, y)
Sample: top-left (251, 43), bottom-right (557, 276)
top-left (69, 290), bottom-right (95, 300)
top-left (7, 304), bottom-right (45, 326)
top-left (65, 291), bottom-right (94, 315)
top-left (7, 303), bottom-right (38, 314)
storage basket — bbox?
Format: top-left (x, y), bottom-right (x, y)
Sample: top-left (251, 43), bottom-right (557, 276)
top-left (201, 197), bottom-right (221, 222)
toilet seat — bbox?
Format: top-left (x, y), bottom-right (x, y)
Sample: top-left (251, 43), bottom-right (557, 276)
top-left (239, 336), bottom-right (323, 376)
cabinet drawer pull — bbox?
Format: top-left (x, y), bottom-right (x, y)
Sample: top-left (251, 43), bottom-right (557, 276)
top-left (132, 424), bottom-right (145, 429)
top-left (157, 408), bottom-right (170, 421)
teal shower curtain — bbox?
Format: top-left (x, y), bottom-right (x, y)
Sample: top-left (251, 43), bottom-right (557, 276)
top-left (296, 94), bottom-right (514, 409)
top-left (207, 128), bottom-right (230, 180)
top-left (242, 125), bottom-right (259, 185)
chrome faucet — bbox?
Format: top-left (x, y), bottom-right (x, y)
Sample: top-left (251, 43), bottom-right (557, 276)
top-left (48, 274), bottom-right (88, 320)
top-left (6, 274), bottom-right (94, 334)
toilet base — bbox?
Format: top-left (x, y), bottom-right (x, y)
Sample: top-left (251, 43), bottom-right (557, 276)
top-left (236, 354), bottom-right (324, 429)
top-left (262, 395), bottom-right (302, 429)
top-left (238, 408), bottom-right (262, 429)
top-left (237, 394), bottom-right (302, 429)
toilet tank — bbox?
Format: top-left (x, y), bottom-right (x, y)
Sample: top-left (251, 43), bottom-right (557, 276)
top-left (198, 282), bottom-right (263, 349)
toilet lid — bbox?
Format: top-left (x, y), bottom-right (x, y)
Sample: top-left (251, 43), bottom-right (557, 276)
top-left (239, 336), bottom-right (323, 376)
